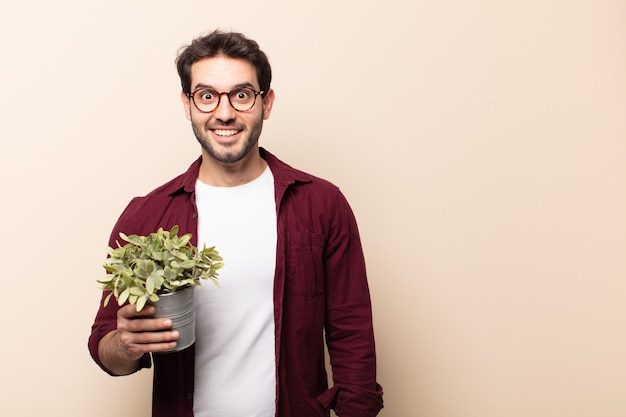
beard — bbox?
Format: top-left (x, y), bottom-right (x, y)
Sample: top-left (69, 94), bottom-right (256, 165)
top-left (191, 115), bottom-right (265, 164)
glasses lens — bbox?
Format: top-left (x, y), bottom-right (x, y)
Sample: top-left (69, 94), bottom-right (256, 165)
top-left (228, 88), bottom-right (257, 111)
top-left (193, 89), bottom-right (219, 112)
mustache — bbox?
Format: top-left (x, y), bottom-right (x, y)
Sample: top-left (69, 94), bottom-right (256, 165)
top-left (206, 122), bottom-right (245, 130)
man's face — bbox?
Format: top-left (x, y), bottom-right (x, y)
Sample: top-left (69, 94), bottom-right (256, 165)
top-left (182, 56), bottom-right (274, 165)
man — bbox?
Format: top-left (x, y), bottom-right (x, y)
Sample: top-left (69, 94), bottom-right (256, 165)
top-left (88, 30), bottom-right (383, 417)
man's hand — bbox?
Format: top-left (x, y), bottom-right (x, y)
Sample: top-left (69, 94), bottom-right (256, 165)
top-left (98, 304), bottom-right (180, 375)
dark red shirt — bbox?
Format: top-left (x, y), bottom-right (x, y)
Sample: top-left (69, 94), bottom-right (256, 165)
top-left (88, 148), bottom-right (383, 417)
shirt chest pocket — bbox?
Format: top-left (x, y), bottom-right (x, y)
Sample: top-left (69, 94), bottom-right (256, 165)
top-left (284, 230), bottom-right (325, 297)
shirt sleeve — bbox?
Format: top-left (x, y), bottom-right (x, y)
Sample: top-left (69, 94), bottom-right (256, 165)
top-left (87, 197), bottom-right (153, 375)
top-left (320, 190), bottom-right (384, 416)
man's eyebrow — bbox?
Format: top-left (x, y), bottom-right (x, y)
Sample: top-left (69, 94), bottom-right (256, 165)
top-left (191, 82), bottom-right (257, 91)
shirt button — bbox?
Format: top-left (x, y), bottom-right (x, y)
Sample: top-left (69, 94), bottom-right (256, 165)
top-left (186, 393), bottom-right (192, 400)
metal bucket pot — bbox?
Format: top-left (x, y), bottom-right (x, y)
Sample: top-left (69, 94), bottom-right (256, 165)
top-left (151, 286), bottom-right (196, 352)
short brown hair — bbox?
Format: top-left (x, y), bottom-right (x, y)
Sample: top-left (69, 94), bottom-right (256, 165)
top-left (176, 30), bottom-right (272, 95)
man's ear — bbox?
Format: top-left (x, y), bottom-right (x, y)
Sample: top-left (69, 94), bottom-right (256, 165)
top-left (181, 91), bottom-right (192, 121)
top-left (262, 89), bottom-right (275, 120)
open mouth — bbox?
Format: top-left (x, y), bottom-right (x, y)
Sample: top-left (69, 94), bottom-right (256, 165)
top-left (212, 129), bottom-right (240, 137)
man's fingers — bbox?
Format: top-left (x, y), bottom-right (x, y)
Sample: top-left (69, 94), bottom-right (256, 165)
top-left (122, 317), bottom-right (173, 332)
top-left (117, 304), bottom-right (173, 332)
top-left (119, 328), bottom-right (179, 347)
top-left (118, 304), bottom-right (155, 319)
top-left (115, 303), bottom-right (178, 354)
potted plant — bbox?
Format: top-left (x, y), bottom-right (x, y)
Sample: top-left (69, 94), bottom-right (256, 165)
top-left (97, 225), bottom-right (223, 351)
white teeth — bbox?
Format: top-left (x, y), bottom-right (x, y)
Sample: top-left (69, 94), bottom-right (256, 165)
top-left (213, 129), bottom-right (238, 137)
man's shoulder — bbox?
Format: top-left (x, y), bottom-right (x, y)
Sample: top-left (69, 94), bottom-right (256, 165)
top-left (109, 158), bottom-right (201, 240)
top-left (129, 157), bottom-right (201, 205)
top-left (262, 148), bottom-right (340, 193)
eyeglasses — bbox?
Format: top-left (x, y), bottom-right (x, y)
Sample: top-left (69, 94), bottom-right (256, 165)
top-left (187, 87), bottom-right (264, 113)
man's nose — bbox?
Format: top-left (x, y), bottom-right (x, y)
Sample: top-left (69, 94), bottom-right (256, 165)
top-left (214, 93), bottom-right (236, 122)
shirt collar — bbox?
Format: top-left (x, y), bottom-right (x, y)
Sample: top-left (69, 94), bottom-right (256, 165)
top-left (169, 147), bottom-right (312, 196)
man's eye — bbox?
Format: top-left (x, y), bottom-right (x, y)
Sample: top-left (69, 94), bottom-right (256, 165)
top-left (199, 91), bottom-right (216, 101)
top-left (232, 89), bottom-right (251, 101)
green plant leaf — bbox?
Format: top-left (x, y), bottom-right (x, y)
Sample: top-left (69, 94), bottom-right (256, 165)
top-left (103, 291), bottom-right (113, 307)
top-left (118, 288), bottom-right (130, 305)
top-left (171, 250), bottom-right (188, 261)
top-left (163, 266), bottom-right (178, 280)
top-left (129, 287), bottom-right (145, 296)
top-left (178, 260), bottom-right (196, 269)
top-left (128, 234), bottom-right (145, 246)
top-left (146, 272), bottom-right (164, 294)
top-left (98, 275), bottom-right (114, 283)
top-left (178, 234), bottom-right (192, 247)
top-left (136, 294), bottom-right (149, 311)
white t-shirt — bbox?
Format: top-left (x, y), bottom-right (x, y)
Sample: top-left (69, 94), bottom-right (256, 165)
top-left (193, 166), bottom-right (277, 417)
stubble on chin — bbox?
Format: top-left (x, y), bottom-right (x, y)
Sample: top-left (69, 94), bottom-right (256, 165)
top-left (191, 120), bottom-right (262, 164)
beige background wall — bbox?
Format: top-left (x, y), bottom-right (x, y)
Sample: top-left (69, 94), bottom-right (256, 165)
top-left (0, 1), bottom-right (624, 416)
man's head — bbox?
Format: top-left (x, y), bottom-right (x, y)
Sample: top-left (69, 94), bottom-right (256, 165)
top-left (176, 30), bottom-right (272, 96)
top-left (177, 30), bottom-right (275, 169)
